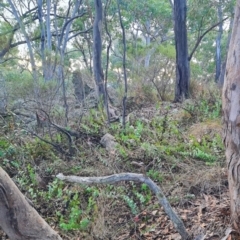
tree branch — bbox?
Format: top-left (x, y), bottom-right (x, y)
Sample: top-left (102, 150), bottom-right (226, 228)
top-left (67, 26), bottom-right (93, 41)
top-left (56, 172), bottom-right (190, 240)
top-left (188, 16), bottom-right (228, 61)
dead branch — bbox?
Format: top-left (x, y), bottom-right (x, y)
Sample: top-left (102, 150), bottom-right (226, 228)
top-left (56, 172), bottom-right (190, 240)
top-left (36, 109), bottom-right (74, 155)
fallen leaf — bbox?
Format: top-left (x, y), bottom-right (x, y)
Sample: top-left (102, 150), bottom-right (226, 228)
top-left (152, 210), bottom-right (158, 216)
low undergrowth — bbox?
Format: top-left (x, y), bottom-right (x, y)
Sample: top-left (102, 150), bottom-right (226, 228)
top-left (0, 95), bottom-right (225, 239)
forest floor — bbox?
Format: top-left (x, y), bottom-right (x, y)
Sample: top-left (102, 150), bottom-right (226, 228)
top-left (0, 96), bottom-right (239, 240)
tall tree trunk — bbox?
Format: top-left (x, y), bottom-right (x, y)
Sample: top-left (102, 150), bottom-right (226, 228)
top-left (223, 0), bottom-right (240, 231)
top-left (0, 167), bottom-right (62, 240)
top-left (218, 9), bottom-right (234, 87)
top-left (144, 20), bottom-right (151, 68)
top-left (173, 0), bottom-right (190, 102)
top-left (215, 0), bottom-right (223, 82)
top-left (46, 0), bottom-right (52, 51)
top-left (117, 0), bottom-right (127, 129)
top-left (93, 0), bottom-right (105, 103)
top-left (45, 0), bottom-right (53, 81)
top-left (7, 0), bottom-right (39, 98)
top-left (58, 0), bottom-right (82, 124)
top-left (0, 74), bottom-right (7, 115)
top-left (37, 0), bottom-right (45, 76)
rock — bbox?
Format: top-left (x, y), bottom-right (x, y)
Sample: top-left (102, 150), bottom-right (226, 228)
top-left (100, 133), bottom-right (117, 153)
top-left (72, 70), bottom-right (95, 103)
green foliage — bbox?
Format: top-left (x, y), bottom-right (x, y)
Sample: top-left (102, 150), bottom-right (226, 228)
top-left (117, 121), bottom-right (144, 144)
top-left (4, 69), bottom-right (34, 99)
top-left (180, 133), bottom-right (223, 165)
top-left (187, 0), bottom-right (233, 80)
top-left (134, 192), bottom-right (147, 204)
top-left (0, 0), bottom-right (232, 237)
top-left (116, 144), bottom-right (128, 158)
top-left (141, 183), bottom-right (152, 203)
top-left (38, 79), bottom-right (59, 93)
top-left (185, 97), bottom-right (222, 121)
top-left (27, 164), bottom-right (37, 186)
top-left (157, 44), bottom-right (176, 60)
top-left (57, 186), bottom-right (98, 231)
top-left (140, 142), bottom-right (159, 158)
top-left (0, 137), bottom-right (20, 169)
top-left (81, 108), bottom-right (106, 134)
top-left (122, 182), bottom-right (154, 215)
top-left (25, 138), bottom-right (58, 161)
top-left (58, 193), bottom-right (89, 231)
top-left (147, 169), bottom-right (163, 182)
top-left (16, 168), bottom-right (39, 200)
top-left (123, 195), bottom-right (139, 215)
top-left (192, 148), bottom-right (217, 163)
top-left (0, 22), bottom-right (17, 59)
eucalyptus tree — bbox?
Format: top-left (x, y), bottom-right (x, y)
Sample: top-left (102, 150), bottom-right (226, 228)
top-left (91, 0), bottom-right (174, 102)
top-left (223, 0), bottom-right (240, 231)
top-left (215, 0), bottom-right (224, 82)
top-left (116, 0), bottom-right (172, 70)
top-left (36, 0), bottom-right (52, 81)
top-left (0, 0), bottom-right (90, 81)
top-left (173, 0), bottom-right (189, 102)
top-left (72, 0), bottom-right (94, 75)
top-left (124, 0), bottom-right (172, 68)
top-left (0, 3), bottom-right (39, 59)
top-left (93, 0), bottom-right (105, 102)
top-left (172, 0), bottom-right (235, 100)
top-left (218, 0), bottom-right (235, 86)
top-left (187, 0), bottom-right (234, 82)
top-left (6, 0), bottom-right (39, 97)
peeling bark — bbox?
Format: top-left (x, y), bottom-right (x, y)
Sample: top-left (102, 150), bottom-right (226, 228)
top-left (0, 167), bottom-right (62, 240)
top-left (222, 0), bottom-right (240, 231)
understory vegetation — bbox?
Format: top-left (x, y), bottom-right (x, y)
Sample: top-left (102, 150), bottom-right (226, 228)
top-left (0, 81), bottom-right (226, 239)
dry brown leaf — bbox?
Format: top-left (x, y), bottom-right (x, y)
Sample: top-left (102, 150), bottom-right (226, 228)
top-left (162, 228), bottom-right (169, 234)
top-left (152, 210), bottom-right (158, 215)
top-left (169, 233), bottom-right (181, 240)
top-left (139, 224), bottom-right (146, 229)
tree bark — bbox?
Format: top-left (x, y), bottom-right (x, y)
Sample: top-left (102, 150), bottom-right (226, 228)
top-left (117, 0), bottom-right (128, 129)
top-left (173, 0), bottom-right (190, 102)
top-left (7, 0), bottom-right (39, 98)
top-left (0, 167), bottom-right (62, 240)
top-left (144, 19), bottom-right (151, 68)
top-left (218, 10), bottom-right (234, 87)
top-left (215, 0), bottom-right (223, 82)
top-left (222, 0), bottom-right (240, 231)
top-left (93, 0), bottom-right (105, 103)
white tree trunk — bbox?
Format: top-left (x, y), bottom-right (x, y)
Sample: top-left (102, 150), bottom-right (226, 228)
top-left (223, 0), bottom-right (240, 231)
